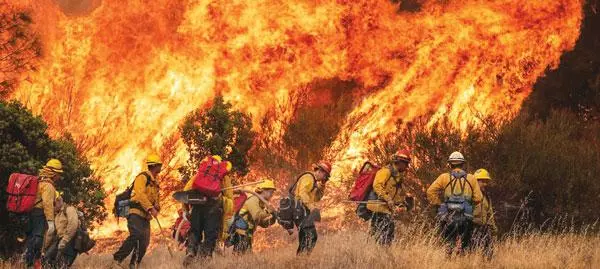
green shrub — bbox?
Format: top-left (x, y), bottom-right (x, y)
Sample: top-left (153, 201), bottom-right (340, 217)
top-left (179, 95), bottom-right (255, 178)
top-left (0, 101), bottom-right (107, 258)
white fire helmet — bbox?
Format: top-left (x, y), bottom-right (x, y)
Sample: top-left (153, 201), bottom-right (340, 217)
top-left (448, 151), bottom-right (466, 164)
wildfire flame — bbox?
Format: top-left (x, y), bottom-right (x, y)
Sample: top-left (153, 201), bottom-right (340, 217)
top-left (9, 0), bottom-right (582, 239)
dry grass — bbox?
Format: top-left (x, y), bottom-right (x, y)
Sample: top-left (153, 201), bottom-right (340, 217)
top-left (4, 226), bottom-right (599, 269)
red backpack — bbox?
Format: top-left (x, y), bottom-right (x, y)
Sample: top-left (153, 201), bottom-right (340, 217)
top-left (192, 156), bottom-right (229, 197)
top-left (6, 173), bottom-right (39, 213)
top-left (349, 161), bottom-right (380, 201)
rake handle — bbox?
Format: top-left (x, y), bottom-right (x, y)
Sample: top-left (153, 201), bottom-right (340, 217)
top-left (153, 216), bottom-right (174, 258)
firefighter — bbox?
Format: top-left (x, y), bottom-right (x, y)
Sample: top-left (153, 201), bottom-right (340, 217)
top-left (231, 180), bottom-right (277, 254)
top-left (182, 156), bottom-right (233, 267)
top-left (25, 159), bottom-right (63, 269)
top-left (367, 149), bottom-right (411, 246)
top-left (43, 192), bottom-right (80, 268)
top-left (112, 154), bottom-right (162, 269)
top-left (471, 168), bottom-right (498, 259)
top-left (426, 151), bottom-right (483, 256)
top-left (293, 161), bottom-right (331, 255)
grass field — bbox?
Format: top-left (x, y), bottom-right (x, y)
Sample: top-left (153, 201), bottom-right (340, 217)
top-left (4, 225), bottom-right (598, 269)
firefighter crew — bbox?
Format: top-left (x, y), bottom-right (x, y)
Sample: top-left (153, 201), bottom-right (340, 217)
top-left (231, 180), bottom-right (277, 254)
top-left (471, 168), bottom-right (498, 259)
top-left (26, 159), bottom-right (63, 269)
top-left (367, 149), bottom-right (411, 246)
top-left (183, 155), bottom-right (233, 267)
top-left (293, 161), bottom-right (331, 255)
top-left (426, 151), bottom-right (483, 256)
top-left (112, 154), bottom-right (162, 269)
top-left (43, 192), bottom-right (80, 268)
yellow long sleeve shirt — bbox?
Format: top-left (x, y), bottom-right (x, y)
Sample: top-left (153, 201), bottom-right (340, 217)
top-left (367, 166), bottom-right (404, 214)
top-left (426, 169), bottom-right (483, 206)
top-left (129, 172), bottom-right (160, 220)
top-left (238, 195), bottom-right (275, 233)
top-left (44, 205), bottom-right (79, 251)
top-left (473, 193), bottom-right (498, 233)
top-left (34, 178), bottom-right (56, 221)
top-left (293, 172), bottom-right (325, 211)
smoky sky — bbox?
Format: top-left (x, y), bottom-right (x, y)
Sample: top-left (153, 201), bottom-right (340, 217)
top-left (55, 0), bottom-right (101, 16)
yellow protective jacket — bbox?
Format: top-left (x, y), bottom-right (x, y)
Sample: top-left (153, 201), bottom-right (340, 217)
top-left (293, 172), bottom-right (325, 211)
top-left (183, 174), bottom-right (233, 240)
top-left (35, 178), bottom-right (56, 221)
top-left (237, 195), bottom-right (275, 235)
top-left (367, 166), bottom-right (404, 214)
top-left (426, 169), bottom-right (483, 206)
top-left (129, 172), bottom-right (160, 220)
top-left (473, 193), bottom-right (498, 233)
top-left (43, 205), bottom-right (79, 251)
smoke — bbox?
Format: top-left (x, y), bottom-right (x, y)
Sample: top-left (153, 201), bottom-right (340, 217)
top-left (54, 0), bottom-right (101, 16)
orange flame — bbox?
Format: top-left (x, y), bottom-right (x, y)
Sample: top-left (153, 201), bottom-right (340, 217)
top-left (9, 0), bottom-right (582, 236)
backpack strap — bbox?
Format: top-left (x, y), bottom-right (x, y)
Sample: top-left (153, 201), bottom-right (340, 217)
top-left (382, 165), bottom-right (402, 200)
top-left (130, 172), bottom-right (153, 190)
top-left (444, 171), bottom-right (474, 199)
top-left (288, 172), bottom-right (317, 196)
top-left (39, 177), bottom-right (54, 184)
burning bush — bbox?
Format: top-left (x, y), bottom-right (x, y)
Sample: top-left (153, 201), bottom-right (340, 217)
top-left (0, 4), bottom-right (41, 99)
top-left (363, 109), bottom-right (600, 232)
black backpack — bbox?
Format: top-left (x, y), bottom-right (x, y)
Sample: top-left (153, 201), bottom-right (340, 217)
top-left (278, 172), bottom-right (316, 230)
top-left (73, 210), bottom-right (96, 254)
top-left (113, 172), bottom-right (151, 220)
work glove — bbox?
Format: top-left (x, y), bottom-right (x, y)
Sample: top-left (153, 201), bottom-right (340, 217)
top-left (47, 221), bottom-right (56, 234)
top-left (155, 204), bottom-right (161, 212)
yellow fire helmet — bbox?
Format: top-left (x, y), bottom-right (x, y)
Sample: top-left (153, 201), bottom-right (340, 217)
top-left (256, 179), bottom-right (276, 191)
top-left (474, 168), bottom-right (492, 180)
top-left (45, 159), bottom-right (64, 173)
top-left (146, 153), bottom-right (162, 166)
